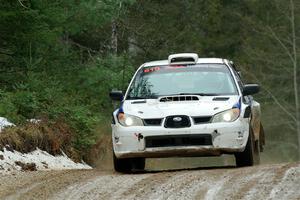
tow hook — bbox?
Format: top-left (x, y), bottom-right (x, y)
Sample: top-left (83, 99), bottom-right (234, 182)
top-left (138, 133), bottom-right (144, 141)
top-left (212, 130), bottom-right (220, 143)
top-left (238, 131), bottom-right (243, 138)
top-left (213, 129), bottom-right (220, 136)
top-left (114, 136), bottom-right (120, 144)
top-left (134, 133), bottom-right (144, 141)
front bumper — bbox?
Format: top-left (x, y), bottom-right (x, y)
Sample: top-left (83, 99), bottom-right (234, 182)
top-left (112, 119), bottom-right (249, 159)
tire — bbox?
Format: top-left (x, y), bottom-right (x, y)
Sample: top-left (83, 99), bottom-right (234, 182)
top-left (131, 158), bottom-right (145, 171)
top-left (113, 152), bottom-right (145, 173)
top-left (235, 127), bottom-right (260, 167)
top-left (113, 152), bottom-right (132, 173)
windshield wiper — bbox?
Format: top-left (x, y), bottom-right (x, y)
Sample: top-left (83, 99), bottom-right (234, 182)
top-left (127, 96), bottom-right (157, 100)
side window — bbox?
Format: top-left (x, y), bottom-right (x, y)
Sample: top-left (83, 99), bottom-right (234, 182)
top-left (233, 69), bottom-right (252, 103)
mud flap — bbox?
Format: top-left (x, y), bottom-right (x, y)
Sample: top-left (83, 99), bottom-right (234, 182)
top-left (259, 123), bottom-right (265, 152)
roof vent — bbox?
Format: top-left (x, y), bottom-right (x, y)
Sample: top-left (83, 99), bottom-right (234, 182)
top-left (168, 53), bottom-right (198, 65)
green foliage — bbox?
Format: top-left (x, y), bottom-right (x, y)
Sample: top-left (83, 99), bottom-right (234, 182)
top-left (0, 90), bottom-right (20, 122)
top-left (0, 0), bottom-right (135, 152)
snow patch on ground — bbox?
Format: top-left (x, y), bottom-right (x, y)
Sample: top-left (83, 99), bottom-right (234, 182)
top-left (0, 148), bottom-right (92, 174)
top-left (27, 118), bottom-right (42, 124)
top-left (0, 117), bottom-right (15, 132)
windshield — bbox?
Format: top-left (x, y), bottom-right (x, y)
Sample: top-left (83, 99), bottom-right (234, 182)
top-left (126, 64), bottom-right (238, 99)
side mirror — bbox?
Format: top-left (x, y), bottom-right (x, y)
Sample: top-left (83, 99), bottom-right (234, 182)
top-left (242, 84), bottom-right (260, 96)
top-left (109, 90), bottom-right (124, 101)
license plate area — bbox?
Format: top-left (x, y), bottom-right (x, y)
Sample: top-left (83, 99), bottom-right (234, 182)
top-left (145, 134), bottom-right (212, 148)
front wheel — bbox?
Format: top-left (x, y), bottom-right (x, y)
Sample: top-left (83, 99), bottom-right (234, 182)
top-left (113, 152), bottom-right (131, 173)
top-left (113, 152), bottom-right (145, 173)
top-left (235, 128), bottom-right (260, 167)
top-left (131, 158), bottom-right (145, 171)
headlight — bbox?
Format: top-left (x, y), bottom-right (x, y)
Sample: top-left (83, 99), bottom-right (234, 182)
top-left (117, 113), bottom-right (144, 126)
top-left (212, 108), bottom-right (240, 123)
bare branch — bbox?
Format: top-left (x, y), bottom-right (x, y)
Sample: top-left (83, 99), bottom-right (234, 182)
top-left (67, 40), bottom-right (100, 54)
top-left (264, 87), bottom-right (297, 123)
top-left (0, 51), bottom-right (13, 56)
top-left (241, 68), bottom-right (297, 123)
top-left (17, 0), bottom-right (30, 9)
top-left (266, 26), bottom-right (295, 63)
top-left (290, 0), bottom-right (300, 158)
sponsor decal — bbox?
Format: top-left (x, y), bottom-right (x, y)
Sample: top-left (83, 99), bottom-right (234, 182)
top-left (144, 66), bottom-right (160, 73)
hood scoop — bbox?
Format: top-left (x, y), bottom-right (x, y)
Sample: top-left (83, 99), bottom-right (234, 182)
top-left (159, 95), bottom-right (199, 102)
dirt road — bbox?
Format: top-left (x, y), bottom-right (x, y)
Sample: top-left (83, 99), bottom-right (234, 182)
top-left (0, 162), bottom-right (299, 200)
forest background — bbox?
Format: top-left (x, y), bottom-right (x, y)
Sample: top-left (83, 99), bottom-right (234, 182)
top-left (0, 0), bottom-right (299, 164)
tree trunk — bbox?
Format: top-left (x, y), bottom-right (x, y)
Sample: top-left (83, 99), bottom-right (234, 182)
top-left (111, 20), bottom-right (118, 54)
top-left (290, 0), bottom-right (300, 160)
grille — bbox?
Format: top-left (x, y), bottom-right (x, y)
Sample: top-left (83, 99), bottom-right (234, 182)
top-left (164, 115), bottom-right (191, 128)
top-left (192, 116), bottom-right (212, 124)
top-left (159, 95), bottom-right (199, 102)
top-left (143, 118), bottom-right (163, 126)
top-left (145, 134), bottom-right (212, 148)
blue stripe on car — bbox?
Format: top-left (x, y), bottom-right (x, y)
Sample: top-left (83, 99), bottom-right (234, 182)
top-left (232, 97), bottom-right (241, 109)
top-left (118, 101), bottom-right (124, 114)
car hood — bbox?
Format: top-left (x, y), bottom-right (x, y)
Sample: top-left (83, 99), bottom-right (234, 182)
top-left (121, 96), bottom-right (240, 118)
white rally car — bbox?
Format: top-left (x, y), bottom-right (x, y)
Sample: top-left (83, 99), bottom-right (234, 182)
top-left (110, 53), bottom-right (265, 172)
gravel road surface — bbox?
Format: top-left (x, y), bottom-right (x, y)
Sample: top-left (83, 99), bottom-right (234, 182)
top-left (0, 162), bottom-right (299, 200)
